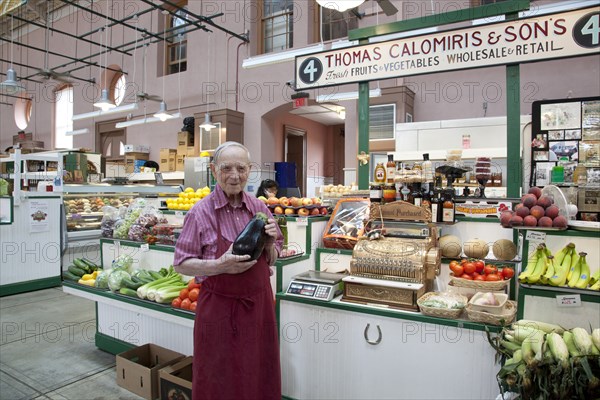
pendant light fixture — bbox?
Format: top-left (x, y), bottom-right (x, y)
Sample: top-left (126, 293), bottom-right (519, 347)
top-left (316, 0), bottom-right (365, 12)
top-left (199, 34), bottom-right (216, 131)
top-left (153, 11), bottom-right (175, 122)
top-left (93, 4), bottom-right (115, 111)
top-left (0, 14), bottom-right (25, 95)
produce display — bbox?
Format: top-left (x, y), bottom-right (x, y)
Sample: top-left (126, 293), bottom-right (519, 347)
top-left (321, 184), bottom-right (353, 197)
top-left (500, 187), bottom-right (568, 229)
top-left (62, 258), bottom-right (102, 286)
top-left (166, 186), bottom-right (211, 211)
top-left (449, 259), bottom-right (515, 282)
top-left (171, 278), bottom-right (202, 313)
top-left (519, 243), bottom-right (599, 290)
top-left (490, 319), bottom-right (600, 400)
top-left (261, 196), bottom-right (328, 217)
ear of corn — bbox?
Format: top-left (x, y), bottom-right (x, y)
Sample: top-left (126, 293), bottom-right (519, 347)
top-left (571, 327), bottom-right (593, 355)
top-left (513, 319), bottom-right (565, 335)
top-left (592, 329), bottom-right (600, 351)
top-left (546, 332), bottom-right (570, 369)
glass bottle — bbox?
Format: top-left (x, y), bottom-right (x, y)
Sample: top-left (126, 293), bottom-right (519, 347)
top-left (422, 188), bottom-right (432, 212)
top-left (374, 162), bottom-right (386, 184)
top-left (442, 189), bottom-right (455, 223)
top-left (422, 153), bottom-right (434, 192)
top-left (386, 155), bottom-right (396, 184)
top-left (411, 182), bottom-right (423, 206)
top-left (370, 183), bottom-right (382, 203)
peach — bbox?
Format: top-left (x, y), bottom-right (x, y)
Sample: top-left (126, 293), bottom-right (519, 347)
top-left (509, 215), bottom-right (524, 227)
top-left (528, 187), bottom-right (542, 199)
top-left (537, 196), bottom-right (553, 209)
top-left (514, 203), bottom-right (525, 212)
top-left (552, 215), bottom-right (568, 228)
top-left (545, 205), bottom-right (559, 219)
top-left (524, 215), bottom-right (538, 227)
top-left (522, 194), bottom-right (537, 209)
top-left (538, 216), bottom-right (553, 227)
top-left (297, 208), bottom-right (309, 216)
top-left (311, 197), bottom-right (321, 205)
top-left (530, 205), bottom-right (545, 220)
top-left (267, 197), bottom-right (280, 205)
top-left (279, 197), bottom-right (290, 206)
top-left (302, 198), bottom-right (313, 206)
top-left (500, 211), bottom-right (513, 227)
top-left (273, 206), bottom-right (284, 215)
top-left (516, 206), bottom-right (530, 218)
top-left (290, 197), bottom-right (303, 207)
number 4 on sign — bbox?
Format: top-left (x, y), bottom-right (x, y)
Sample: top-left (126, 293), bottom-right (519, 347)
top-left (582, 14), bottom-right (599, 45)
top-left (304, 60), bottom-right (318, 82)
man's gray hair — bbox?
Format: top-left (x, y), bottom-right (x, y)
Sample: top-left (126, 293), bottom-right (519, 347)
top-left (212, 141), bottom-right (250, 164)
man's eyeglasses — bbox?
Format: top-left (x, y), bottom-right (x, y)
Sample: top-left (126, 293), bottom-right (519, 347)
top-left (216, 163), bottom-right (250, 174)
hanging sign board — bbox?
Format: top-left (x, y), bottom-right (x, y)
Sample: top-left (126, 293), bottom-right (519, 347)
top-left (295, 6), bottom-right (600, 90)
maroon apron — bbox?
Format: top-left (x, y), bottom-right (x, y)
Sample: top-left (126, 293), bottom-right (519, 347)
top-left (192, 199), bottom-right (281, 400)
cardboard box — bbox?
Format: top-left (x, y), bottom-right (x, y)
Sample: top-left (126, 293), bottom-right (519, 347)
top-left (159, 149), bottom-right (177, 172)
top-left (159, 356), bottom-right (193, 400)
top-left (116, 344), bottom-right (185, 400)
top-left (175, 154), bottom-right (186, 171)
top-left (124, 144), bottom-right (150, 153)
top-left (186, 147), bottom-right (196, 157)
top-left (125, 152), bottom-right (150, 173)
top-left (177, 131), bottom-right (194, 148)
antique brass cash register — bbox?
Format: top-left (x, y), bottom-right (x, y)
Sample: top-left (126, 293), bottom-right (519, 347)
top-left (342, 201), bottom-right (440, 310)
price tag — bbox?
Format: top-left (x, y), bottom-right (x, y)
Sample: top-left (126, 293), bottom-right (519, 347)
top-left (526, 230), bottom-right (546, 244)
top-left (175, 211), bottom-right (183, 218)
top-left (140, 243), bottom-right (149, 252)
top-left (296, 217), bottom-right (308, 226)
top-left (114, 240), bottom-right (121, 255)
top-left (556, 294), bottom-right (581, 307)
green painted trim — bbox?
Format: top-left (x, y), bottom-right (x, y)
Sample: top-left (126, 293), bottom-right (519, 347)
top-left (515, 228), bottom-right (600, 239)
top-left (275, 254), bottom-right (310, 267)
top-left (349, 0), bottom-right (530, 40)
top-left (455, 216), bottom-right (499, 223)
top-left (100, 238), bottom-right (176, 252)
top-left (441, 257), bottom-right (521, 265)
top-left (62, 281), bottom-right (196, 320)
top-left (358, 81), bottom-right (369, 190)
top-left (317, 247), bottom-right (353, 256)
top-left (519, 283), bottom-right (600, 304)
top-left (23, 195), bottom-right (62, 199)
top-left (0, 196), bottom-right (13, 224)
top-left (285, 215), bottom-right (329, 222)
top-left (506, 8), bottom-right (521, 198)
top-left (161, 210), bottom-right (187, 215)
top-left (95, 331), bottom-right (136, 355)
top-left (282, 396), bottom-right (298, 400)
top-left (276, 293), bottom-right (501, 333)
top-left (0, 276), bottom-right (61, 297)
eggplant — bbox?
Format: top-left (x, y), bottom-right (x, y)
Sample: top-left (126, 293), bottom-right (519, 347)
top-left (232, 212), bottom-right (269, 261)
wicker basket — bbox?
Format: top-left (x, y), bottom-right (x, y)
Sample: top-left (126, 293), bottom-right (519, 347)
top-left (450, 275), bottom-right (510, 291)
top-left (417, 292), bottom-right (467, 319)
top-left (465, 300), bottom-right (517, 326)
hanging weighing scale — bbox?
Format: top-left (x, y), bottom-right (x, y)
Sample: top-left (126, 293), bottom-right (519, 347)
top-left (286, 270), bottom-right (348, 301)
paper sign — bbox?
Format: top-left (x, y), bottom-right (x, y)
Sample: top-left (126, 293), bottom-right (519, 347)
top-left (29, 200), bottom-right (50, 233)
top-left (296, 217), bottom-right (308, 226)
top-left (140, 243), bottom-right (149, 252)
top-left (526, 230), bottom-right (546, 243)
top-left (556, 294), bottom-right (581, 307)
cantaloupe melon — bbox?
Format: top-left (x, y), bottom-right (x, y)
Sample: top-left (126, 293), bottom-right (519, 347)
top-left (439, 235), bottom-right (462, 258)
top-left (463, 238), bottom-right (490, 259)
top-left (492, 239), bottom-right (517, 261)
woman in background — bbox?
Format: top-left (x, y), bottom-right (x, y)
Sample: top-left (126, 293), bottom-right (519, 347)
top-left (256, 179), bottom-right (279, 199)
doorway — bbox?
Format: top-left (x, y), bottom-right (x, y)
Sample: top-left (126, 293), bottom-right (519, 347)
top-left (285, 126), bottom-right (306, 197)
top-left (95, 119), bottom-right (126, 176)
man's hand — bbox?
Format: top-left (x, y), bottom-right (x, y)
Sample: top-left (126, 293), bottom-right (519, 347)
top-left (218, 243), bottom-right (257, 274)
top-left (264, 218), bottom-right (278, 244)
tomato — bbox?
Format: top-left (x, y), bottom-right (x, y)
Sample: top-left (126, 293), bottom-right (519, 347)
top-left (171, 297), bottom-right (182, 308)
top-left (485, 273), bottom-right (501, 281)
top-left (181, 298), bottom-right (192, 310)
top-left (449, 260), bottom-right (459, 268)
top-left (179, 288), bottom-right (190, 300)
top-left (188, 288), bottom-right (200, 302)
top-left (501, 267), bottom-right (515, 280)
top-left (463, 262), bottom-right (476, 275)
top-left (449, 263), bottom-right (464, 277)
top-left (188, 278), bottom-right (202, 290)
top-left (474, 260), bottom-right (485, 274)
top-left (460, 273), bottom-right (473, 280)
top-left (460, 258), bottom-right (468, 265)
top-left (484, 265), bottom-right (498, 275)
top-left (473, 275), bottom-right (486, 281)
top-left (189, 301), bottom-right (197, 313)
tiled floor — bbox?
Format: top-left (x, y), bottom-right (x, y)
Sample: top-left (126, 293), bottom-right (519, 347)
top-left (0, 287), bottom-right (144, 400)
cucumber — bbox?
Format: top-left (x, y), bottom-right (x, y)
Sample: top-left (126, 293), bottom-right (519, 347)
top-left (121, 277), bottom-right (143, 290)
top-left (73, 259), bottom-right (92, 273)
top-left (68, 265), bottom-right (87, 277)
top-left (149, 271), bottom-right (164, 280)
top-left (62, 271), bottom-right (81, 281)
top-left (119, 287), bottom-right (139, 297)
top-left (81, 258), bottom-right (99, 271)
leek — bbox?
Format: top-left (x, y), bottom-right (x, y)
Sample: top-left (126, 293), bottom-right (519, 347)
top-left (154, 285), bottom-right (188, 304)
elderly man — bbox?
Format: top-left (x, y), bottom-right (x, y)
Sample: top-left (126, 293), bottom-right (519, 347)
top-left (174, 141), bottom-right (282, 400)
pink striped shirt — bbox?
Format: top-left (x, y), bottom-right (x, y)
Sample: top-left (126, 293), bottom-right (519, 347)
top-left (173, 185), bottom-right (282, 266)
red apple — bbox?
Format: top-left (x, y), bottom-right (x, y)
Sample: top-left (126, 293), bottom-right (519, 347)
top-left (290, 197), bottom-right (303, 207)
top-left (279, 197), bottom-right (290, 206)
top-left (284, 207), bottom-right (295, 215)
top-left (302, 198), bottom-right (313, 206)
top-left (311, 197), bottom-right (321, 205)
top-left (267, 197), bottom-right (280, 205)
top-left (310, 208), bottom-right (320, 216)
top-left (298, 208), bottom-right (309, 216)
top-left (273, 206), bottom-right (284, 215)
top-left (320, 207), bottom-right (328, 215)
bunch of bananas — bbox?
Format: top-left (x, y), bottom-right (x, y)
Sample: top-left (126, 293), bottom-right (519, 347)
top-left (519, 243), bottom-right (599, 290)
